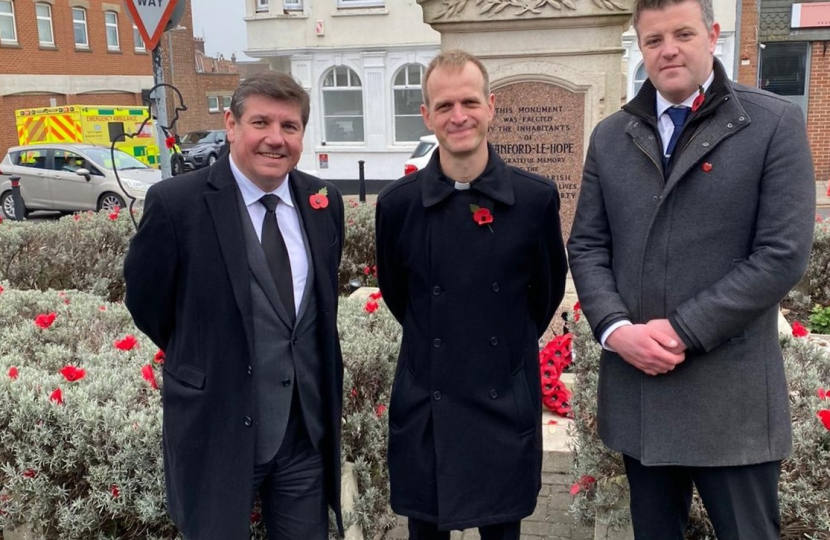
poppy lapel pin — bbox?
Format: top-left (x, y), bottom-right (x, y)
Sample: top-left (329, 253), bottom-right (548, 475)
top-left (702, 162), bottom-right (713, 173)
top-left (470, 204), bottom-right (494, 232)
top-left (309, 187), bottom-right (329, 210)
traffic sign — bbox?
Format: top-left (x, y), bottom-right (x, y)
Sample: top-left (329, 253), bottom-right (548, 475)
top-left (123, 0), bottom-right (180, 51)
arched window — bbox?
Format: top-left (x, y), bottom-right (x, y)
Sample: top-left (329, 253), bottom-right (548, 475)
top-left (632, 62), bottom-right (648, 98)
top-left (393, 64), bottom-right (430, 143)
top-left (322, 66), bottom-right (364, 143)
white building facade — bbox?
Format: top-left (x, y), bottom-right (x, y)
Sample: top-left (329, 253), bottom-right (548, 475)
top-left (244, 0), bottom-right (440, 181)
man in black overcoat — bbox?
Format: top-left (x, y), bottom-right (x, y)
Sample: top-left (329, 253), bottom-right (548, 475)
top-left (376, 50), bottom-right (568, 540)
top-left (124, 72), bottom-right (344, 540)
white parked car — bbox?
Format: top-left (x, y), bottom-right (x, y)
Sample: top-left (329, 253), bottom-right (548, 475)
top-left (0, 143), bottom-right (162, 219)
top-left (403, 134), bottom-right (438, 176)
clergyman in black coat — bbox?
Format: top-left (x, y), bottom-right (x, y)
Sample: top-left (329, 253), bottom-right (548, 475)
top-left (376, 50), bottom-right (568, 540)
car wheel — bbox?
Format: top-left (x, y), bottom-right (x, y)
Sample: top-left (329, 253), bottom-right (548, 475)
top-left (98, 192), bottom-right (126, 212)
top-left (1, 190), bottom-right (28, 220)
top-left (171, 154), bottom-right (184, 176)
top-left (207, 154), bottom-right (218, 167)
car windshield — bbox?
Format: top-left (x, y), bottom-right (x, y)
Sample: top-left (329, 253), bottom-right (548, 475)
top-left (410, 141), bottom-right (436, 159)
top-left (82, 147), bottom-right (150, 171)
top-left (181, 131), bottom-right (212, 144)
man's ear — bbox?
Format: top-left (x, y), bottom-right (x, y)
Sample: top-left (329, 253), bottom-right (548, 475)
top-left (420, 103), bottom-right (433, 132)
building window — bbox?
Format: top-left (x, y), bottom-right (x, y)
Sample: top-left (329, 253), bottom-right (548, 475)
top-left (393, 64), bottom-right (429, 143)
top-left (337, 0), bottom-right (384, 7)
top-left (208, 96), bottom-right (220, 113)
top-left (105, 11), bottom-right (119, 50)
top-left (133, 24), bottom-right (144, 51)
top-left (322, 66), bottom-right (364, 143)
top-left (223, 96), bottom-right (232, 110)
top-left (284, 0), bottom-right (302, 10)
top-left (36, 3), bottom-right (54, 46)
top-left (73, 8), bottom-right (88, 48)
top-left (0, 0), bottom-right (17, 44)
top-left (632, 62), bottom-right (647, 99)
top-left (760, 42), bottom-right (811, 118)
top-left (256, 0), bottom-right (268, 12)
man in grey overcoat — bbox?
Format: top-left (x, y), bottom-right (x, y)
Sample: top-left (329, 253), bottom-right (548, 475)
top-left (376, 50), bottom-right (568, 540)
top-left (567, 0), bottom-right (815, 538)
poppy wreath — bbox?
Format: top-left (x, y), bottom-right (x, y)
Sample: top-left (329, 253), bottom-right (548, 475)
top-left (539, 333), bottom-right (573, 418)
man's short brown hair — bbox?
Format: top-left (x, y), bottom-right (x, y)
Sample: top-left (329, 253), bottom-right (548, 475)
top-left (229, 71), bottom-right (311, 128)
top-left (422, 50), bottom-right (490, 107)
top-left (631, 0), bottom-right (714, 33)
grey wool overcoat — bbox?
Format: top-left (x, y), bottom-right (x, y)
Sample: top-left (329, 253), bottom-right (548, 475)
top-left (376, 147), bottom-right (568, 529)
top-left (567, 60), bottom-right (816, 467)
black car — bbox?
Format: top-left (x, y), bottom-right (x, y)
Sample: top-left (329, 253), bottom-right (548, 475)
top-left (179, 130), bottom-right (227, 171)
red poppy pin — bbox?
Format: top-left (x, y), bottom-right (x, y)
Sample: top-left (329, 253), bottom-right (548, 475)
top-left (470, 204), bottom-right (494, 232)
top-left (702, 162), bottom-right (713, 173)
top-left (165, 136), bottom-right (176, 150)
top-left (309, 188), bottom-right (329, 210)
top-left (691, 85), bottom-right (705, 112)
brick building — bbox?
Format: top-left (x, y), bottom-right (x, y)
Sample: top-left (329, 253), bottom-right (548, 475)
top-left (737, 0), bottom-right (830, 182)
top-left (155, 0), bottom-right (239, 136)
top-left (0, 0), bottom-right (153, 157)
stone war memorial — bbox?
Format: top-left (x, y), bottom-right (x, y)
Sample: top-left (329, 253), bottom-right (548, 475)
top-left (418, 0), bottom-right (633, 240)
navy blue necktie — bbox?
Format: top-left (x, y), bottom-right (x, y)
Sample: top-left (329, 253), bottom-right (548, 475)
top-left (663, 106), bottom-right (690, 168)
top-left (260, 194), bottom-right (295, 324)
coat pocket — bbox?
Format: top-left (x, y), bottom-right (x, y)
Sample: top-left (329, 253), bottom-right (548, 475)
top-left (389, 365), bottom-right (415, 429)
top-left (510, 368), bottom-right (536, 436)
top-left (164, 364), bottom-right (206, 390)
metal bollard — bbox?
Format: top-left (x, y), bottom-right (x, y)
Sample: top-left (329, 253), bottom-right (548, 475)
top-left (358, 160), bottom-right (366, 203)
top-left (10, 175), bottom-right (24, 221)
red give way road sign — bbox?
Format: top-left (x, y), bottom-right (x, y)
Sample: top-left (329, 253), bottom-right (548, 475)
top-left (124, 0), bottom-right (180, 51)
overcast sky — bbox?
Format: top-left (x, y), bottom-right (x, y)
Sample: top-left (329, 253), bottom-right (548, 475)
top-left (191, 0), bottom-right (254, 61)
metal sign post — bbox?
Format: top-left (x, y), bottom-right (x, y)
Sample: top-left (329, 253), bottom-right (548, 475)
top-left (152, 48), bottom-right (172, 178)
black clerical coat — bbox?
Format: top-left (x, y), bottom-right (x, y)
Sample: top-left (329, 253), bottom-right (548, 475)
top-left (376, 147), bottom-right (568, 529)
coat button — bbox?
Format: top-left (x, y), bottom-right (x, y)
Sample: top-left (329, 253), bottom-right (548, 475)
top-left (433, 338), bottom-right (442, 348)
top-left (489, 389), bottom-right (499, 399)
top-left (490, 336), bottom-right (499, 346)
top-left (243, 416), bottom-right (252, 427)
top-left (282, 378), bottom-right (291, 387)
top-left (433, 391), bottom-right (442, 401)
top-left (246, 365), bottom-right (253, 375)
top-left (491, 283), bottom-right (500, 292)
top-left (292, 337), bottom-right (298, 345)
top-left (433, 286), bottom-right (442, 296)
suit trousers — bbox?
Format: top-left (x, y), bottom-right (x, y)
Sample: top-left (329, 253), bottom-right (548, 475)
top-left (407, 518), bottom-right (521, 540)
top-left (623, 455), bottom-right (781, 540)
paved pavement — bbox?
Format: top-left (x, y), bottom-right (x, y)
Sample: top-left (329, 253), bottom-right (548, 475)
top-left (383, 374), bottom-right (595, 540)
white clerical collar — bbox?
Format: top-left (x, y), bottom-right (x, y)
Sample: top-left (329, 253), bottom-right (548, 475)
top-left (229, 155), bottom-right (293, 208)
top-left (656, 70), bottom-right (715, 119)
top-left (454, 181), bottom-right (471, 190)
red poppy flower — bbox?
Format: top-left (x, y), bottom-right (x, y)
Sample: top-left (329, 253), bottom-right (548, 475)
top-left (154, 349), bottom-right (166, 364)
top-left (691, 89), bottom-right (705, 112)
top-left (350, 387), bottom-right (358, 398)
top-left (0, 285), bottom-right (4, 294)
top-left (22, 469), bottom-right (36, 478)
top-left (250, 511), bottom-right (262, 524)
top-left (573, 301), bottom-right (581, 322)
top-left (165, 136), bottom-right (176, 149)
top-left (73, 214), bottom-right (81, 221)
top-left (818, 409), bottom-right (830, 431)
top-left (570, 474), bottom-right (597, 495)
top-left (369, 291), bottom-right (382, 301)
top-left (50, 387), bottom-right (63, 404)
top-left (548, 419), bottom-right (558, 426)
top-left (99, 305), bottom-right (107, 311)
top-left (375, 404), bottom-right (387, 417)
top-left (110, 484), bottom-right (120, 498)
top-left (702, 162), bottom-right (713, 173)
top-left (34, 313), bottom-right (56, 329)
top-left (792, 321), bottom-right (809, 338)
top-left (141, 365), bottom-right (159, 390)
top-left (364, 300), bottom-right (379, 314)
top-left (8, 366), bottom-right (18, 379)
top-left (59, 365), bottom-right (86, 382)
top-left (309, 188), bottom-right (329, 210)
top-left (819, 387), bottom-right (828, 400)
top-left (114, 335), bottom-right (138, 351)
top-left (0, 216), bottom-right (3, 224)
top-left (108, 211), bottom-right (119, 221)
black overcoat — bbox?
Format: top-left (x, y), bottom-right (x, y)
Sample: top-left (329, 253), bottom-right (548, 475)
top-left (376, 147), bottom-right (568, 530)
top-left (124, 156), bottom-right (344, 540)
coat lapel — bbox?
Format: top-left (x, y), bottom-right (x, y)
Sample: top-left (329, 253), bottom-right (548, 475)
top-left (290, 171), bottom-right (335, 313)
top-left (204, 160), bottom-right (256, 357)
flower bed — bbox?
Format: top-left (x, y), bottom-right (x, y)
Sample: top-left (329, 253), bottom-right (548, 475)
top-left (0, 286), bottom-right (401, 540)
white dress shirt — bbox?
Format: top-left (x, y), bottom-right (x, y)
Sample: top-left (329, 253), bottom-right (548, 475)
top-left (230, 156), bottom-right (309, 316)
top-left (600, 71), bottom-right (715, 350)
